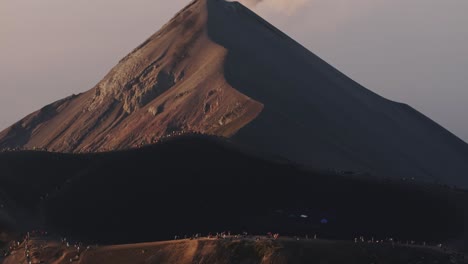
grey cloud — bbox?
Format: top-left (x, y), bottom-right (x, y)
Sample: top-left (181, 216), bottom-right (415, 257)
top-left (239, 0), bottom-right (308, 14)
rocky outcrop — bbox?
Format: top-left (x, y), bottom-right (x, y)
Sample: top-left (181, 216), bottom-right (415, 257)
top-left (0, 0), bottom-right (263, 153)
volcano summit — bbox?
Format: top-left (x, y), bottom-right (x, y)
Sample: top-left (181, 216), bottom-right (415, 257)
top-left (1, 0), bottom-right (467, 187)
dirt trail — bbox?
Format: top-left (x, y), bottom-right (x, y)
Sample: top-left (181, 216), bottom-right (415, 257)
top-left (79, 240), bottom-right (200, 264)
top-left (3, 237), bottom-right (464, 264)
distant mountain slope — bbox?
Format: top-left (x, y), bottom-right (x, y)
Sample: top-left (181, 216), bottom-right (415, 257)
top-left (0, 135), bottom-right (467, 250)
top-left (0, 0), bottom-right (467, 187)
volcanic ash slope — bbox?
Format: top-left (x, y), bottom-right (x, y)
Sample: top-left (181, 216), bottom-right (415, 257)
top-left (1, 0), bottom-right (468, 187)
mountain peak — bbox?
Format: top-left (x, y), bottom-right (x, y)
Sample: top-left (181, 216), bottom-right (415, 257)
top-left (1, 0), bottom-right (468, 187)
top-left (0, 0), bottom-right (264, 152)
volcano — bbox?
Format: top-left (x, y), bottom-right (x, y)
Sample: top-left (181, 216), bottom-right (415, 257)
top-left (1, 0), bottom-right (467, 187)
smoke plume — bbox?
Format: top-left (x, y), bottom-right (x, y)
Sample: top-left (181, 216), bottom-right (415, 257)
top-left (239, 0), bottom-right (309, 15)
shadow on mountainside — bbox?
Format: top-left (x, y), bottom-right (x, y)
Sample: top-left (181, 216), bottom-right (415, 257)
top-left (0, 135), bottom-right (467, 253)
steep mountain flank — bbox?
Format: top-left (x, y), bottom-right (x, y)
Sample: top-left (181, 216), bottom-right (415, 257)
top-left (1, 0), bottom-right (467, 187)
top-left (205, 0), bottom-right (468, 186)
top-left (0, 0), bottom-right (263, 153)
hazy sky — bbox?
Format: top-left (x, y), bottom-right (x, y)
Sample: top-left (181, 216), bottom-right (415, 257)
top-left (1, 0), bottom-right (467, 142)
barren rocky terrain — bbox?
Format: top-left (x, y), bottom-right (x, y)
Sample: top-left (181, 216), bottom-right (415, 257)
top-left (1, 236), bottom-right (466, 264)
top-left (0, 0), bottom-right (467, 187)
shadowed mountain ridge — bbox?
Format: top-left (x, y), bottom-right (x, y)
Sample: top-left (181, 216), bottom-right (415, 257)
top-left (0, 0), bottom-right (467, 187)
